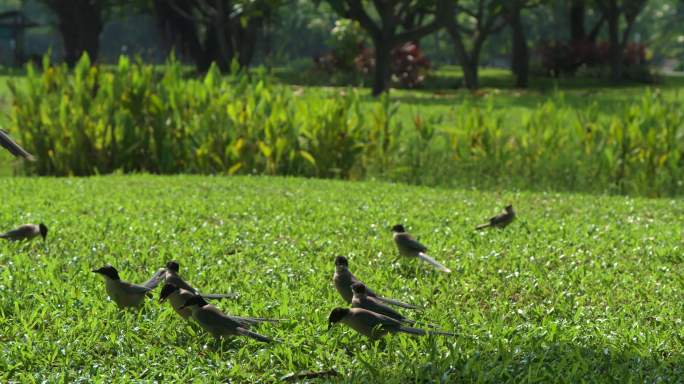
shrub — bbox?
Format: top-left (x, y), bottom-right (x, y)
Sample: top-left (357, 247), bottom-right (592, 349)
top-left (538, 40), bottom-right (649, 79)
top-left (8, 55), bottom-right (367, 178)
top-left (353, 43), bottom-right (431, 88)
top-left (8, 55), bottom-right (684, 197)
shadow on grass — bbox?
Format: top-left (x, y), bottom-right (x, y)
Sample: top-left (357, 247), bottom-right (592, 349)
top-left (341, 341), bottom-right (684, 383)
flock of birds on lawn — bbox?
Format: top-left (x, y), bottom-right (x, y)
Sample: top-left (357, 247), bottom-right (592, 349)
top-left (1, 127), bottom-right (516, 343)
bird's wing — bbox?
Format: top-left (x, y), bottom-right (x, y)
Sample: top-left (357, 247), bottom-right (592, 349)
top-left (0, 225), bottom-right (35, 240)
top-left (396, 234), bottom-right (428, 252)
top-left (488, 212), bottom-right (509, 226)
top-left (201, 306), bottom-right (244, 328)
top-left (120, 281), bottom-right (152, 294)
top-left (141, 268), bottom-right (166, 289)
top-left (165, 274), bottom-right (198, 294)
top-left (236, 327), bottom-right (273, 343)
top-left (0, 129), bottom-right (34, 160)
top-left (355, 308), bottom-right (404, 329)
top-left (417, 253), bottom-right (451, 273)
top-left (361, 297), bottom-right (404, 320)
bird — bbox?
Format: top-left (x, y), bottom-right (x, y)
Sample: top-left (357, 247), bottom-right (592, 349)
top-left (476, 204), bottom-right (516, 230)
top-left (327, 307), bottom-right (456, 340)
top-left (350, 282), bottom-right (418, 325)
top-left (179, 295), bottom-right (274, 342)
top-left (159, 283), bottom-right (277, 323)
top-left (333, 256), bottom-right (417, 309)
top-left (161, 261), bottom-right (236, 299)
top-left (92, 265), bottom-right (165, 309)
top-left (0, 223), bottom-right (48, 241)
top-left (0, 129), bottom-right (34, 161)
top-left (391, 225), bottom-right (451, 273)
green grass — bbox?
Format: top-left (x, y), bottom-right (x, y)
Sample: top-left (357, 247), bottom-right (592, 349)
top-left (1, 175), bottom-right (683, 382)
top-left (278, 66), bottom-right (684, 128)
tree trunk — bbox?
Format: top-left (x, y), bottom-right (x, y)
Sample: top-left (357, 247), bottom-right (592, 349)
top-left (569, 0), bottom-right (586, 41)
top-left (48, 0), bottom-right (103, 66)
top-left (372, 37), bottom-right (392, 96)
top-left (154, 0), bottom-right (208, 70)
top-left (462, 60), bottom-right (478, 89)
top-left (605, 0), bottom-right (622, 82)
top-left (510, 5), bottom-right (528, 88)
top-left (236, 18), bottom-right (262, 67)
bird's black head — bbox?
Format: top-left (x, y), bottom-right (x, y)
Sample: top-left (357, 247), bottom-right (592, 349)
top-left (391, 224), bottom-right (405, 233)
top-left (179, 295), bottom-right (208, 310)
top-left (166, 261), bottom-right (180, 273)
top-left (334, 256), bottom-right (348, 267)
top-left (505, 204), bottom-right (514, 212)
top-left (91, 265), bottom-right (119, 280)
top-left (159, 283), bottom-right (179, 302)
top-left (351, 282), bottom-right (367, 295)
top-left (39, 223), bottom-right (48, 240)
top-left (327, 307), bottom-right (349, 330)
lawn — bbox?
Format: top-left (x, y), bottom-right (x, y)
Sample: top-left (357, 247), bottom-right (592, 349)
top-left (278, 66), bottom-right (684, 128)
top-left (1, 175), bottom-right (683, 382)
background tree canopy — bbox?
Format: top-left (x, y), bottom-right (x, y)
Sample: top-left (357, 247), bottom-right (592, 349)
top-left (0, 0), bottom-right (682, 92)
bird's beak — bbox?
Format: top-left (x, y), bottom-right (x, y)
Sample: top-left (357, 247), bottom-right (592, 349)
top-left (91, 269), bottom-right (100, 274)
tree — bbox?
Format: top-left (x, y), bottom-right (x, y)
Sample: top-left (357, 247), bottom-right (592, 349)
top-left (567, 0), bottom-right (606, 43)
top-left (436, 0), bottom-right (507, 89)
top-left (154, 0), bottom-right (279, 71)
top-left (323, 0), bottom-right (440, 95)
top-left (41, 0), bottom-right (105, 66)
top-left (597, 0), bottom-right (647, 81)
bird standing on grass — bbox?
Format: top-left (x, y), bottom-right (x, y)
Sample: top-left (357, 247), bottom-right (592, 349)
top-left (350, 282), bottom-right (422, 325)
top-left (92, 265), bottom-right (165, 309)
top-left (0, 129), bottom-right (34, 161)
top-left (333, 256), bottom-right (417, 309)
top-left (327, 307), bottom-right (456, 340)
top-left (475, 204), bottom-right (516, 230)
top-left (0, 223), bottom-right (48, 242)
top-left (159, 283), bottom-right (264, 321)
top-left (179, 295), bottom-right (275, 342)
top-left (391, 225), bottom-right (451, 273)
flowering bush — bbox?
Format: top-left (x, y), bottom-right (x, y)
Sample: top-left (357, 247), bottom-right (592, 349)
top-left (538, 40), bottom-right (648, 77)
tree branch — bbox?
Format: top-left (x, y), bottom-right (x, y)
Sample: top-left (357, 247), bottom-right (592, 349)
top-left (394, 19), bottom-right (440, 44)
top-left (347, 0), bottom-right (382, 39)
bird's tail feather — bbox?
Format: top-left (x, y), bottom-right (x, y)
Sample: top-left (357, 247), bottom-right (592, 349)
top-left (399, 326), bottom-right (456, 337)
top-left (475, 223), bottom-right (491, 230)
top-left (142, 268), bottom-right (166, 289)
top-left (398, 326), bottom-right (427, 336)
top-left (0, 129), bottom-right (35, 161)
top-left (417, 253), bottom-right (451, 273)
top-left (236, 327), bottom-right (273, 343)
top-left (377, 296), bottom-right (418, 309)
top-left (426, 329), bottom-right (457, 337)
top-left (201, 293), bottom-right (239, 300)
top-left (232, 315), bottom-right (286, 325)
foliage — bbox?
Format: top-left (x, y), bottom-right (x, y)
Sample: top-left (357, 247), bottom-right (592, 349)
top-left (328, 19), bottom-right (366, 71)
top-left (7, 56), bottom-right (684, 197)
top-left (539, 39), bottom-right (650, 79)
top-left (314, 19), bottom-right (432, 89)
top-left (390, 43), bottom-right (431, 88)
top-left (7, 54), bottom-right (364, 178)
top-left (1, 175), bottom-right (684, 382)
top-left (385, 89), bottom-right (684, 196)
